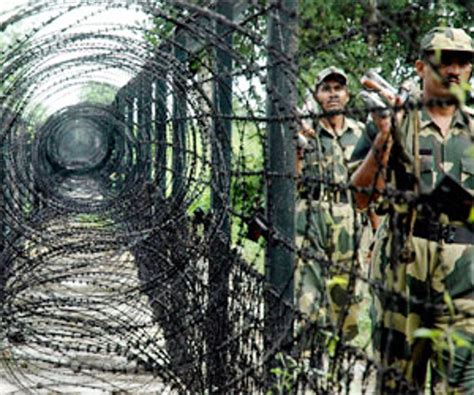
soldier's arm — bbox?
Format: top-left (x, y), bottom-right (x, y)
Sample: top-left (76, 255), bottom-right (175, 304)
top-left (367, 209), bottom-right (381, 230)
top-left (348, 121), bottom-right (383, 230)
top-left (295, 124), bottom-right (315, 177)
top-left (349, 121), bottom-right (379, 165)
top-left (351, 114), bottom-right (393, 210)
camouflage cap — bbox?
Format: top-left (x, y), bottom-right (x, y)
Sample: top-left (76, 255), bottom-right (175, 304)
top-left (420, 27), bottom-right (473, 53)
top-left (315, 66), bottom-right (348, 88)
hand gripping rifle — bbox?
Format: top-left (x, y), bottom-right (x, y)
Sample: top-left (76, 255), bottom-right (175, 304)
top-left (358, 68), bottom-right (414, 167)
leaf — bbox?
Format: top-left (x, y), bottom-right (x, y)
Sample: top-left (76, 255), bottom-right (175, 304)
top-left (327, 335), bottom-right (339, 358)
top-left (443, 291), bottom-right (455, 317)
top-left (327, 275), bottom-right (348, 288)
top-left (451, 332), bottom-right (473, 350)
top-left (413, 327), bottom-right (443, 341)
top-left (468, 206), bottom-right (474, 225)
top-left (271, 367), bottom-right (283, 376)
top-left (449, 82), bottom-right (470, 105)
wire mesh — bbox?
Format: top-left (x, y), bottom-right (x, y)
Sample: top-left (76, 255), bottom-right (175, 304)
top-left (0, 0), bottom-right (472, 394)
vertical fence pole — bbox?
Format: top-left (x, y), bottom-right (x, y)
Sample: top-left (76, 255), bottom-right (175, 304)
top-left (0, 133), bottom-right (4, 253)
top-left (264, 0), bottom-right (298, 372)
top-left (207, 1), bottom-right (233, 391)
top-left (140, 76), bottom-right (153, 182)
top-left (113, 92), bottom-right (126, 191)
top-left (211, 2), bottom-right (233, 235)
top-left (172, 31), bottom-right (187, 199)
top-left (0, 128), bottom-right (4, 311)
top-left (137, 79), bottom-right (146, 177)
top-left (154, 72), bottom-right (168, 197)
top-left (126, 87), bottom-right (135, 152)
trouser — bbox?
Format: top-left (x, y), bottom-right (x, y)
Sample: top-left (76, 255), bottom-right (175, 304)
top-left (369, 220), bottom-right (474, 394)
top-left (295, 199), bottom-right (363, 341)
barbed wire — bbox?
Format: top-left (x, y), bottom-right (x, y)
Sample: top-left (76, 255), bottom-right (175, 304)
top-left (0, 0), bottom-right (472, 394)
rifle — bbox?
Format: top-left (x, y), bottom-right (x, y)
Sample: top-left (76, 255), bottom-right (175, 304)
top-left (358, 68), bottom-right (412, 116)
top-left (358, 68), bottom-right (415, 167)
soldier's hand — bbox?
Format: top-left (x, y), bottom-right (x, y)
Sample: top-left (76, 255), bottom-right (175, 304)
top-left (296, 127), bottom-right (313, 176)
top-left (300, 119), bottom-right (316, 138)
top-left (297, 133), bottom-right (308, 160)
top-left (296, 125), bottom-right (314, 157)
top-left (370, 110), bottom-right (394, 166)
top-left (371, 95), bottom-right (405, 137)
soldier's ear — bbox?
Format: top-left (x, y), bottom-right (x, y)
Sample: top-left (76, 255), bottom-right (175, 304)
top-left (415, 59), bottom-right (426, 79)
top-left (343, 87), bottom-right (350, 103)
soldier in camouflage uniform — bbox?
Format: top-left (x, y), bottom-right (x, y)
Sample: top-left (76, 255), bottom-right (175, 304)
top-left (296, 67), bottom-right (364, 341)
top-left (351, 27), bottom-right (473, 394)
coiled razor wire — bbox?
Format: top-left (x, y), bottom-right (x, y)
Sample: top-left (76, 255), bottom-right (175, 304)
top-left (0, 0), bottom-right (471, 393)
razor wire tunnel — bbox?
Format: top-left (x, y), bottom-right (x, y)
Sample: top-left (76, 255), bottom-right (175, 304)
top-left (0, 1), bottom-right (301, 393)
top-left (2, 0), bottom-right (470, 393)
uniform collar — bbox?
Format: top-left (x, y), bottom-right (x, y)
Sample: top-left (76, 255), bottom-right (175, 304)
top-left (419, 107), bottom-right (469, 130)
top-left (452, 107), bottom-right (470, 128)
top-left (317, 116), bottom-right (351, 138)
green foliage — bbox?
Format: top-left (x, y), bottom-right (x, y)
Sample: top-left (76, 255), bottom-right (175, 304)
top-left (76, 213), bottom-right (113, 227)
top-left (298, 0), bottom-right (472, 104)
top-left (267, 353), bottom-right (302, 394)
top-left (414, 326), bottom-right (473, 391)
top-left (144, 16), bottom-right (176, 48)
top-left (27, 104), bottom-right (49, 127)
top-left (231, 121), bottom-right (264, 213)
top-left (267, 350), bottom-right (336, 394)
top-left (79, 82), bottom-right (117, 105)
top-left (327, 275), bottom-right (349, 289)
top-left (413, 327), bottom-right (472, 351)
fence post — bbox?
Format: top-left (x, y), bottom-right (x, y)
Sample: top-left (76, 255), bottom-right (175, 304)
top-left (113, 91), bottom-right (126, 191)
top-left (207, 0), bottom-right (234, 391)
top-left (154, 68), bottom-right (168, 197)
top-left (138, 76), bottom-right (153, 182)
top-left (172, 31), bottom-right (187, 200)
top-left (0, 132), bottom-right (4, 253)
top-left (264, 0), bottom-right (298, 374)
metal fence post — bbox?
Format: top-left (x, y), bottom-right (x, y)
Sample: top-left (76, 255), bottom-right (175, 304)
top-left (139, 76), bottom-right (153, 182)
top-left (264, 0), bottom-right (298, 370)
top-left (172, 31), bottom-right (187, 200)
top-left (154, 72), bottom-right (168, 197)
top-left (207, 0), bottom-right (233, 391)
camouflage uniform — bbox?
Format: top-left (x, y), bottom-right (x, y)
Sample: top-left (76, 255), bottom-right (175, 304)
top-left (296, 113), bottom-right (364, 340)
top-left (353, 28), bottom-right (474, 394)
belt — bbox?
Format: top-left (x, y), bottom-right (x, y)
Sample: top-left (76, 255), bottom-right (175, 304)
top-left (413, 220), bottom-right (474, 244)
top-left (298, 188), bottom-right (320, 200)
top-left (299, 189), bottom-right (349, 204)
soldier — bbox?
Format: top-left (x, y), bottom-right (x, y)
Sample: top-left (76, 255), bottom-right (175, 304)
top-left (296, 66), bottom-right (364, 342)
top-left (351, 27), bottom-right (473, 393)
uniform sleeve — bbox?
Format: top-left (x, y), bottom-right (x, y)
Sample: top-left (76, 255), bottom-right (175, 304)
top-left (349, 121), bottom-right (378, 165)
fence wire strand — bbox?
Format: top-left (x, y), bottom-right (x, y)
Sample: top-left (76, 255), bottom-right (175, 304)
top-left (0, 0), bottom-right (472, 394)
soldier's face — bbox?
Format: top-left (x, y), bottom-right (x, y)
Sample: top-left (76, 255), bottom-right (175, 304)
top-left (315, 78), bottom-right (349, 113)
top-left (416, 51), bottom-right (472, 99)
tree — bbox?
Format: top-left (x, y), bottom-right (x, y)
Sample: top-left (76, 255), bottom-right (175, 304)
top-left (298, 0), bottom-right (472, 97)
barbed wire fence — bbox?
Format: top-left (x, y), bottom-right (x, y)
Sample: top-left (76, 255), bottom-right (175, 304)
top-left (0, 0), bottom-right (471, 393)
